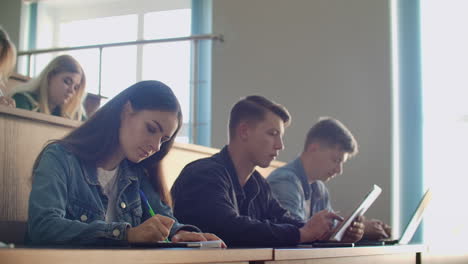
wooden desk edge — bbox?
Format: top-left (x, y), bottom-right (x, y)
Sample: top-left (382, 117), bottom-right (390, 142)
top-left (0, 105), bottom-right (81, 128)
top-left (0, 247), bottom-right (274, 264)
top-left (273, 244), bottom-right (426, 260)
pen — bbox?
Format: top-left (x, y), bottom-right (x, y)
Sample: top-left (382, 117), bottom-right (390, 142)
top-left (139, 189), bottom-right (170, 242)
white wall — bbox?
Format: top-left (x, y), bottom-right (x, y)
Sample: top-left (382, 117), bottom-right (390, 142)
top-left (211, 0), bottom-right (392, 223)
top-left (0, 0), bottom-right (22, 49)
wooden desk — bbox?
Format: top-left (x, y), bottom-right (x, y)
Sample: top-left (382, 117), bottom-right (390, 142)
top-left (267, 245), bottom-right (425, 264)
top-left (0, 247), bottom-right (273, 264)
top-left (0, 245), bottom-right (426, 264)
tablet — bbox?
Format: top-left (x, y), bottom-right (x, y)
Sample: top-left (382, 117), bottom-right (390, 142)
top-left (328, 184), bottom-right (382, 242)
top-left (131, 240), bottom-right (223, 248)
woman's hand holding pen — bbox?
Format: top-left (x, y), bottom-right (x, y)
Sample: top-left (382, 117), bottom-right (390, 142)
top-left (299, 210), bottom-right (344, 243)
top-left (172, 231), bottom-right (227, 248)
top-left (127, 214), bottom-right (174, 243)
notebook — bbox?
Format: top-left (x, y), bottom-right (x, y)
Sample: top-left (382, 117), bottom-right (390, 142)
top-left (356, 188), bottom-right (432, 246)
top-left (131, 240), bottom-right (223, 248)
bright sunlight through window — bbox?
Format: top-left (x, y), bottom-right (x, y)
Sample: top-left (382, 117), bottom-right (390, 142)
top-left (421, 0), bottom-right (468, 254)
top-left (54, 10), bottom-right (192, 142)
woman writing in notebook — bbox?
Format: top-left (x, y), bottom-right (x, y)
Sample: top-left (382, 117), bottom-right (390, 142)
top-left (27, 80), bottom-right (225, 246)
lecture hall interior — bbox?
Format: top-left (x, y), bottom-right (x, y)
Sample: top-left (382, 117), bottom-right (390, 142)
top-left (1, 0), bottom-right (467, 263)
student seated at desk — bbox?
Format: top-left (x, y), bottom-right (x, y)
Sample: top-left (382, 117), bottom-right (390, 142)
top-left (267, 117), bottom-right (391, 241)
top-left (171, 96), bottom-right (364, 247)
top-left (0, 26), bottom-right (16, 107)
top-left (11, 55), bottom-right (86, 120)
top-left (27, 80), bottom-right (225, 246)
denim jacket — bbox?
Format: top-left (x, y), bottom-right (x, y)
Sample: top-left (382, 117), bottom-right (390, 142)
top-left (27, 143), bottom-right (199, 245)
top-left (267, 157), bottom-right (332, 221)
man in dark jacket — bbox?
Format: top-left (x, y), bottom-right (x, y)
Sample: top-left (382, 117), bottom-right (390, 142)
top-left (171, 95), bottom-right (364, 247)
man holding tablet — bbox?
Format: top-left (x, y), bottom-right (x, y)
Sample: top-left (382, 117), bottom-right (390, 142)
top-left (268, 117), bottom-right (391, 242)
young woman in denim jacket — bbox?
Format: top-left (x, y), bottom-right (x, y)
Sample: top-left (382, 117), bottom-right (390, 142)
top-left (27, 80), bottom-right (225, 246)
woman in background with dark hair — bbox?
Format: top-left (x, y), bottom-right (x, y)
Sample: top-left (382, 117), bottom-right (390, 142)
top-left (27, 80), bottom-right (225, 246)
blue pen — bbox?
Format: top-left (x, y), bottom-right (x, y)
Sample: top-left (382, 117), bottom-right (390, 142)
top-left (139, 189), bottom-right (170, 242)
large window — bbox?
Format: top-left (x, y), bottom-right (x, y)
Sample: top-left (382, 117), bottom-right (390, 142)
top-left (420, 0), bottom-right (468, 253)
top-left (59, 14), bottom-right (139, 98)
top-left (20, 0), bottom-right (193, 143)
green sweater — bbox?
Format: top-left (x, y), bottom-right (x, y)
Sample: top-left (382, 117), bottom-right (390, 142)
top-left (12, 92), bottom-right (84, 120)
top-left (12, 92), bottom-right (40, 112)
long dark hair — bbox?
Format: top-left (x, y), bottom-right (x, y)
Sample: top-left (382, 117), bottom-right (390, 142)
top-left (34, 80), bottom-right (182, 204)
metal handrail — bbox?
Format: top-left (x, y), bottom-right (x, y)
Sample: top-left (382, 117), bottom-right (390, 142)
top-left (17, 34), bottom-right (223, 55)
top-left (16, 33), bottom-right (223, 144)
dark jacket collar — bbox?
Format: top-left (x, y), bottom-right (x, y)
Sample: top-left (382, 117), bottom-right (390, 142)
top-left (213, 146), bottom-right (261, 200)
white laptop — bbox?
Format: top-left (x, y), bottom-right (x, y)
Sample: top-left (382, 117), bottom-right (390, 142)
top-left (357, 188), bottom-right (432, 246)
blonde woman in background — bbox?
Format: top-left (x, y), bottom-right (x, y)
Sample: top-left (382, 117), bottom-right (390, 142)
top-left (0, 26), bottom-right (17, 107)
top-left (12, 54), bottom-right (86, 120)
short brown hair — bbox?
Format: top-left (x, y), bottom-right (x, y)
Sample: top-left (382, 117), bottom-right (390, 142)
top-left (229, 95), bottom-right (291, 139)
top-left (304, 117), bottom-right (358, 156)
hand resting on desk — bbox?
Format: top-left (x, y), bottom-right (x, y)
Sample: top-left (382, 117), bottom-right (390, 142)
top-left (126, 215), bottom-right (227, 248)
top-left (363, 218), bottom-right (392, 240)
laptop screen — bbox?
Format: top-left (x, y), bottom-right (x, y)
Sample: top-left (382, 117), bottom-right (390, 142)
top-left (399, 189), bottom-right (433, 244)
